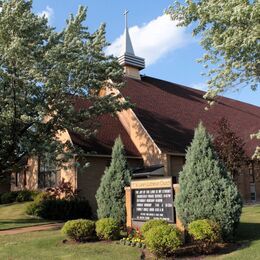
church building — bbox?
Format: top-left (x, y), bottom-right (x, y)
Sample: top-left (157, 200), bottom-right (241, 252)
top-left (10, 14), bottom-right (260, 214)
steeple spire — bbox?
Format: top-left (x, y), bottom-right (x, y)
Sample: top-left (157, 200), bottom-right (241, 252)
top-left (123, 10), bottom-right (135, 55)
top-left (118, 10), bottom-right (145, 80)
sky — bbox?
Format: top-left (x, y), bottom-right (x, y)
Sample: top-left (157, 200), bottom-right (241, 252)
top-left (32, 0), bottom-right (259, 106)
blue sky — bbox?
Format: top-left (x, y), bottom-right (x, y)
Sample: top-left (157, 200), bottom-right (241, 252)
top-left (33, 0), bottom-right (259, 106)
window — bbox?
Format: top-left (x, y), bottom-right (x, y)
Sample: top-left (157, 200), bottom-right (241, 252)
top-left (38, 157), bottom-right (57, 188)
top-left (250, 182), bottom-right (256, 203)
top-left (15, 172), bottom-right (19, 187)
top-left (23, 171), bottom-right (27, 187)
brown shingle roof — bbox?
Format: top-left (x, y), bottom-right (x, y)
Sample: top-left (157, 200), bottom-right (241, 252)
top-left (122, 76), bottom-right (260, 157)
top-left (68, 97), bottom-right (141, 157)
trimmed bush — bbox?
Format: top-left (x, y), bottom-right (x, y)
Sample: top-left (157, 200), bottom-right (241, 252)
top-left (26, 194), bottom-right (92, 220)
top-left (62, 219), bottom-right (95, 242)
top-left (0, 191), bottom-right (18, 204)
top-left (188, 219), bottom-right (221, 244)
top-left (16, 190), bottom-right (38, 202)
top-left (141, 219), bottom-right (168, 237)
top-left (26, 192), bottom-right (53, 216)
top-left (95, 218), bottom-right (120, 240)
top-left (0, 190), bottom-right (40, 204)
top-left (145, 224), bottom-right (183, 257)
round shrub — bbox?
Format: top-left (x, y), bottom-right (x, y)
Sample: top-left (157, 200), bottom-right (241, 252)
top-left (141, 219), bottom-right (168, 237)
top-left (145, 225), bottom-right (183, 257)
top-left (62, 219), bottom-right (95, 242)
top-left (95, 218), bottom-right (120, 240)
top-left (188, 219), bottom-right (221, 244)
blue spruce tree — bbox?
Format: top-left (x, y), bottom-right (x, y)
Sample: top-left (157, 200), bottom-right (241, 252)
top-left (96, 136), bottom-right (131, 224)
top-left (175, 122), bottom-right (242, 241)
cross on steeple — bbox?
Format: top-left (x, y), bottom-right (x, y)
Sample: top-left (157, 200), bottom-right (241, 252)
top-left (123, 10), bottom-right (129, 29)
top-left (118, 10), bottom-right (145, 79)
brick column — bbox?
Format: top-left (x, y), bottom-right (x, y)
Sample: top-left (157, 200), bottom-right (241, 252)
top-left (125, 186), bottom-right (132, 228)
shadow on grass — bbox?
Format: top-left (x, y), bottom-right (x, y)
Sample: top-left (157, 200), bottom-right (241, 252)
top-left (207, 222), bottom-right (260, 258)
top-left (174, 222), bottom-right (260, 259)
top-left (236, 222), bottom-right (260, 241)
top-left (0, 218), bottom-right (56, 231)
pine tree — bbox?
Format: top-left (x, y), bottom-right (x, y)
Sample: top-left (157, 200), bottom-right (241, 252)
top-left (175, 122), bottom-right (242, 241)
top-left (96, 137), bottom-right (131, 224)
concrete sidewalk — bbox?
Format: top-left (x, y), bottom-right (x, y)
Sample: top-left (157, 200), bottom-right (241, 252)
top-left (0, 223), bottom-right (64, 235)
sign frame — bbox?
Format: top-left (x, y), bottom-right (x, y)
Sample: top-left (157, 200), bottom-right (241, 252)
top-left (130, 177), bottom-right (175, 224)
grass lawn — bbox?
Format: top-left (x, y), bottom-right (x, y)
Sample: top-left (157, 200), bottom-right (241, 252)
top-left (208, 205), bottom-right (260, 259)
top-left (0, 202), bottom-right (54, 230)
top-left (0, 205), bottom-right (259, 259)
top-left (0, 230), bottom-right (141, 260)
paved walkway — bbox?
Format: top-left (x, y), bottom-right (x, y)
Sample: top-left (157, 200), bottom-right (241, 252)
top-left (0, 223), bottom-right (64, 235)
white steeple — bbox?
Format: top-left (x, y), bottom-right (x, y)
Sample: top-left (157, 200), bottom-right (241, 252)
top-left (118, 10), bottom-right (145, 79)
top-left (122, 10), bottom-right (135, 55)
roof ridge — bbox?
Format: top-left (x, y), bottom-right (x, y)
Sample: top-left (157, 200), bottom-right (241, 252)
top-left (139, 75), bottom-right (260, 109)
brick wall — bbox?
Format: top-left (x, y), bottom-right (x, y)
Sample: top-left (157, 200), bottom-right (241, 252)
top-left (77, 156), bottom-right (143, 217)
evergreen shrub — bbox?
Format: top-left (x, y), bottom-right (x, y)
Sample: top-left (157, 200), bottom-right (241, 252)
top-left (175, 123), bottom-right (242, 241)
top-left (96, 137), bottom-right (131, 224)
top-left (95, 218), bottom-right (120, 240)
top-left (145, 225), bottom-right (182, 257)
top-left (62, 219), bottom-right (96, 242)
top-left (140, 219), bottom-right (168, 237)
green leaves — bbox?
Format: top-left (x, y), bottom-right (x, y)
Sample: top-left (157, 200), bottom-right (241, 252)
top-left (166, 0), bottom-right (259, 99)
top-left (0, 0), bottom-right (127, 177)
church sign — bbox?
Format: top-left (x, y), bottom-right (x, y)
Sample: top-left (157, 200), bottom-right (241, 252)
top-left (130, 177), bottom-right (175, 223)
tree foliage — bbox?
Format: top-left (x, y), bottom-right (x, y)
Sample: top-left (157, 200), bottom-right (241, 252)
top-left (96, 136), bottom-right (131, 224)
top-left (175, 123), bottom-right (242, 241)
top-left (0, 0), bottom-right (128, 178)
top-left (214, 117), bottom-right (249, 177)
top-left (166, 0), bottom-right (259, 101)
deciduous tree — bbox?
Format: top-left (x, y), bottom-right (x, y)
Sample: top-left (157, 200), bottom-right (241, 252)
top-left (166, 0), bottom-right (259, 159)
top-left (166, 1), bottom-right (259, 100)
top-left (214, 117), bottom-right (249, 178)
top-left (0, 0), bottom-right (128, 180)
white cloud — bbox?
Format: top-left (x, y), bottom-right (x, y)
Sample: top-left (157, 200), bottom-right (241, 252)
top-left (106, 14), bottom-right (191, 66)
top-left (37, 6), bottom-right (54, 22)
top-left (0, 7), bottom-right (2, 12)
top-left (191, 82), bottom-right (208, 91)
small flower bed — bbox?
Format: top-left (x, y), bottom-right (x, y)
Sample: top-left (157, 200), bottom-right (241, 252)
top-left (119, 227), bottom-right (146, 249)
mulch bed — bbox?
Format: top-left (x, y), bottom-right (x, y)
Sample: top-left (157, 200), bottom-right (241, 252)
top-left (141, 242), bottom-right (244, 259)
